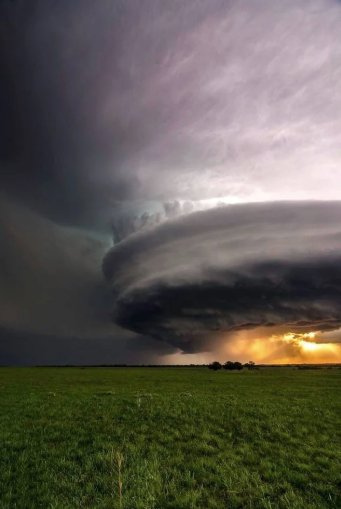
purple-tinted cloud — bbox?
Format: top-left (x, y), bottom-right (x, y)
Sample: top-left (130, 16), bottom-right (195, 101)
top-left (1, 0), bottom-right (341, 222)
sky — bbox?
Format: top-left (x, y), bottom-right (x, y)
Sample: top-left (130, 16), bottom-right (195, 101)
top-left (1, 0), bottom-right (341, 364)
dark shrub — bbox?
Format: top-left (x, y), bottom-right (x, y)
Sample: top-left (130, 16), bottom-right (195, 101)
top-left (223, 361), bottom-right (243, 371)
top-left (208, 361), bottom-right (222, 371)
top-left (233, 362), bottom-right (243, 371)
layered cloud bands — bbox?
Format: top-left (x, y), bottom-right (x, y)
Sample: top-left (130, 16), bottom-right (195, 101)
top-left (103, 202), bottom-right (341, 352)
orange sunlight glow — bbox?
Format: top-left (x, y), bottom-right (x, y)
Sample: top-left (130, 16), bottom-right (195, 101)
top-left (163, 329), bottom-right (341, 366)
top-left (222, 328), bottom-right (341, 365)
top-left (280, 331), bottom-right (320, 351)
top-left (269, 331), bottom-right (340, 361)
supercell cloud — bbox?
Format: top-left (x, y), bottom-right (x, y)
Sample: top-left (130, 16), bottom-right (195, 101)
top-left (1, 0), bottom-right (341, 363)
top-left (103, 201), bottom-right (341, 352)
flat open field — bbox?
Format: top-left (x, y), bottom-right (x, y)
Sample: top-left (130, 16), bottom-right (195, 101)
top-left (1, 367), bottom-right (341, 509)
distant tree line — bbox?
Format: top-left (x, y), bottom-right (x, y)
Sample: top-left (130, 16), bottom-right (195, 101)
top-left (2, 362), bottom-right (339, 368)
top-left (33, 364), bottom-right (216, 368)
top-left (208, 361), bottom-right (258, 371)
top-left (32, 362), bottom-right (258, 369)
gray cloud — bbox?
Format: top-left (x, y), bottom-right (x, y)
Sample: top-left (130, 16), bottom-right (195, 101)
top-left (0, 193), bottom-right (112, 337)
top-left (103, 201), bottom-right (341, 352)
top-left (0, 325), bottom-right (174, 366)
top-left (110, 199), bottom-right (224, 243)
top-left (0, 194), bottom-right (178, 364)
top-left (1, 0), bottom-right (341, 225)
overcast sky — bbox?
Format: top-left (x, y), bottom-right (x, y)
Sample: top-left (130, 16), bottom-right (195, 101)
top-left (1, 0), bottom-right (341, 364)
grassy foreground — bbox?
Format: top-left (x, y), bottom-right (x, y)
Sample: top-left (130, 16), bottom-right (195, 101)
top-left (0, 367), bottom-right (341, 509)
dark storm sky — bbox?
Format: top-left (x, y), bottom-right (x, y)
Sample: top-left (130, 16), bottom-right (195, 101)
top-left (1, 0), bottom-right (341, 364)
top-left (2, 0), bottom-right (341, 220)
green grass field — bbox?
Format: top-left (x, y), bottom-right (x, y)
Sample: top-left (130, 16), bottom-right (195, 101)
top-left (1, 367), bottom-right (341, 509)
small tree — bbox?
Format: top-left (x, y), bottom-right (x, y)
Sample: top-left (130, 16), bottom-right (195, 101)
top-left (208, 361), bottom-right (222, 371)
top-left (223, 361), bottom-right (234, 371)
top-left (233, 361), bottom-right (243, 371)
top-left (224, 361), bottom-right (243, 371)
top-left (244, 361), bottom-right (256, 370)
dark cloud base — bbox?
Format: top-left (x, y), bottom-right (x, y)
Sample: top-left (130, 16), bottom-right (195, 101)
top-left (103, 201), bottom-right (341, 352)
top-left (0, 194), bottom-right (179, 365)
top-left (0, 326), bottom-right (174, 366)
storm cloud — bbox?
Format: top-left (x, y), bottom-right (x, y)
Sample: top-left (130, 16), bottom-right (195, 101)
top-left (103, 201), bottom-right (341, 352)
top-left (2, 0), bottom-right (341, 363)
top-left (1, 0), bottom-right (341, 226)
top-left (0, 194), bottom-right (112, 337)
top-left (0, 194), bottom-right (178, 364)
